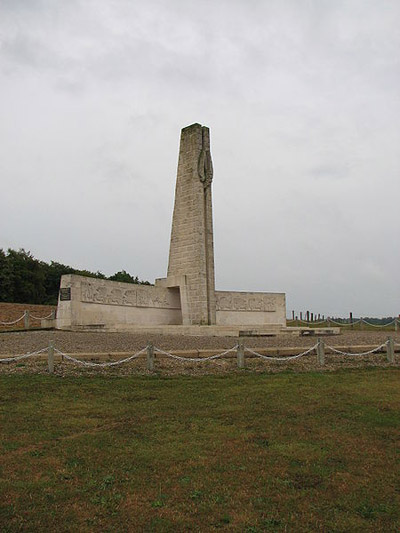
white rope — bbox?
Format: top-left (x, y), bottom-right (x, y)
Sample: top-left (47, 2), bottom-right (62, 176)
top-left (0, 347), bottom-right (48, 363)
top-left (30, 312), bottom-right (54, 321)
top-left (324, 342), bottom-right (388, 357)
top-left (361, 319), bottom-right (397, 328)
top-left (328, 319), bottom-right (363, 327)
top-left (0, 314), bottom-right (25, 326)
top-left (244, 344), bottom-right (318, 361)
top-left (54, 347), bottom-right (147, 367)
top-left (287, 319), bottom-right (327, 326)
top-left (153, 346), bottom-right (238, 362)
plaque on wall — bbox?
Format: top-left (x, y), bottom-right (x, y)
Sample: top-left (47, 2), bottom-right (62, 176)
top-left (59, 287), bottom-right (71, 301)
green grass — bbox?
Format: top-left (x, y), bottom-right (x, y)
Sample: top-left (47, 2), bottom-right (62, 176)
top-left (1, 369), bottom-right (399, 532)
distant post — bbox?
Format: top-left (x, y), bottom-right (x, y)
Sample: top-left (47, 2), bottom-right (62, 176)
top-left (350, 312), bottom-right (353, 329)
top-left (386, 337), bottom-right (394, 364)
top-left (292, 310), bottom-right (295, 320)
top-left (237, 340), bottom-right (245, 369)
top-left (316, 338), bottom-right (325, 365)
top-left (146, 342), bottom-right (154, 371)
top-left (306, 311), bottom-right (310, 323)
top-left (395, 318), bottom-right (398, 333)
top-left (24, 310), bottom-right (30, 329)
top-left (48, 341), bottom-right (54, 374)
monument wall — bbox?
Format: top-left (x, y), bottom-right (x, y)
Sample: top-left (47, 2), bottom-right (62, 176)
top-left (215, 291), bottom-right (286, 326)
top-left (56, 275), bottom-right (285, 330)
top-left (56, 275), bottom-right (182, 329)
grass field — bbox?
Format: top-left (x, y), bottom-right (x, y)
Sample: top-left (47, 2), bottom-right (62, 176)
top-left (1, 369), bottom-right (399, 532)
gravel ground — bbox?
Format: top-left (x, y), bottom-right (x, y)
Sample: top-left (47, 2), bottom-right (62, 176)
top-left (0, 329), bottom-right (399, 354)
top-left (0, 329), bottom-right (399, 376)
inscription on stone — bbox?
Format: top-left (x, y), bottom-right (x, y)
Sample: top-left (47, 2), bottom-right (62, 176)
top-left (81, 280), bottom-right (178, 309)
top-left (59, 288), bottom-right (71, 301)
top-left (216, 292), bottom-right (276, 312)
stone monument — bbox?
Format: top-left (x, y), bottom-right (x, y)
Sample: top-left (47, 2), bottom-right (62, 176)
top-left (157, 124), bottom-right (216, 325)
top-left (55, 123), bottom-right (286, 335)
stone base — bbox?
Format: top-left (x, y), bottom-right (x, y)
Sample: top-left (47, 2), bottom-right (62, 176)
top-left (52, 323), bottom-right (340, 337)
top-left (285, 327), bottom-right (341, 336)
top-left (55, 323), bottom-right (285, 337)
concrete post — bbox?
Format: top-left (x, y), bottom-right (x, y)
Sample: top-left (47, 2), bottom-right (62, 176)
top-left (386, 337), bottom-right (394, 364)
top-left (147, 342), bottom-right (154, 371)
top-left (24, 310), bottom-right (30, 329)
top-left (360, 317), bottom-right (364, 330)
top-left (237, 340), bottom-right (245, 369)
top-left (395, 319), bottom-right (398, 333)
top-left (48, 341), bottom-right (54, 374)
top-left (316, 338), bottom-right (325, 365)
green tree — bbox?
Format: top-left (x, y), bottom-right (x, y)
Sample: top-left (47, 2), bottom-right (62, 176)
top-left (0, 248), bottom-right (151, 304)
top-left (109, 270), bottom-right (139, 284)
top-left (5, 249), bottom-right (46, 304)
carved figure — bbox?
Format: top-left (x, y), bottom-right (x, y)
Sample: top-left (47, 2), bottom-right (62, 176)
top-left (198, 148), bottom-right (213, 189)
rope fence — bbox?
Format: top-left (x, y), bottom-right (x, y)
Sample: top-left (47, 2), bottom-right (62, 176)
top-left (0, 310), bottom-right (56, 329)
top-left (0, 337), bottom-right (398, 373)
top-left (0, 314), bottom-right (26, 326)
top-left (287, 317), bottom-right (399, 330)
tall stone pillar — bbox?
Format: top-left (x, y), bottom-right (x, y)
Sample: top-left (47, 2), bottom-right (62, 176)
top-left (167, 123), bottom-right (216, 325)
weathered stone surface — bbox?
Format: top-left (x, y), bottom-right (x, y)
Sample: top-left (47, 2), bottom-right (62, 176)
top-left (167, 123), bottom-right (216, 325)
top-left (56, 275), bottom-right (182, 329)
top-left (215, 291), bottom-right (286, 326)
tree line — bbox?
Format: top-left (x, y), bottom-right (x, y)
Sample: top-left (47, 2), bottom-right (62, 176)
top-left (0, 248), bottom-right (151, 305)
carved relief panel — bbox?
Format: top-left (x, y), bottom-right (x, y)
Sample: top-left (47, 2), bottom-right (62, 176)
top-left (216, 292), bottom-right (277, 312)
top-left (80, 279), bottom-right (178, 309)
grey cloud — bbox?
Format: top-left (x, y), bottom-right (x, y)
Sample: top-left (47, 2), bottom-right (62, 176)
top-left (0, 0), bottom-right (399, 315)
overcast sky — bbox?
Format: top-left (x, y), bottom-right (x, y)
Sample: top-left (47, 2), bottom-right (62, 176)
top-left (1, 0), bottom-right (399, 317)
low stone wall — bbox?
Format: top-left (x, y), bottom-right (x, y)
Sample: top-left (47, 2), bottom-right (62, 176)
top-left (56, 275), bottom-right (182, 330)
top-left (56, 276), bottom-right (287, 331)
top-left (215, 291), bottom-right (286, 326)
top-left (0, 302), bottom-right (56, 330)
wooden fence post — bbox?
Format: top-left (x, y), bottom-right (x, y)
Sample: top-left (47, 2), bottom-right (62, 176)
top-left (48, 341), bottom-right (54, 374)
top-left (386, 337), bottom-right (394, 364)
top-left (24, 310), bottom-right (30, 329)
top-left (147, 342), bottom-right (154, 371)
top-left (237, 340), bottom-right (245, 369)
top-left (316, 338), bottom-right (325, 365)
